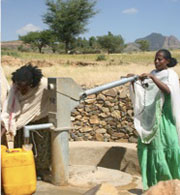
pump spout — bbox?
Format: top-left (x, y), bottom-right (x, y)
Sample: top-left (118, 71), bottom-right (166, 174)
top-left (80, 75), bottom-right (139, 99)
top-left (23, 123), bottom-right (53, 144)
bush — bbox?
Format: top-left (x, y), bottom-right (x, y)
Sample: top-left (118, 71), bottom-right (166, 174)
top-left (96, 54), bottom-right (106, 61)
top-left (18, 45), bottom-right (30, 52)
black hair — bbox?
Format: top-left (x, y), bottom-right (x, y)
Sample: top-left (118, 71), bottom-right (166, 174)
top-left (12, 63), bottom-right (43, 88)
top-left (157, 49), bottom-right (178, 67)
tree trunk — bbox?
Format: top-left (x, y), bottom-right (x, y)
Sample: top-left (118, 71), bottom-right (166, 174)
top-left (65, 41), bottom-right (69, 54)
top-left (38, 46), bottom-right (42, 53)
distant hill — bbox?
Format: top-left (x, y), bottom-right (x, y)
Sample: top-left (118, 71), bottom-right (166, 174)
top-left (135, 33), bottom-right (180, 51)
top-left (163, 35), bottom-right (180, 50)
top-left (123, 42), bottom-right (141, 53)
top-left (2, 33), bottom-right (180, 52)
top-left (1, 40), bottom-right (24, 49)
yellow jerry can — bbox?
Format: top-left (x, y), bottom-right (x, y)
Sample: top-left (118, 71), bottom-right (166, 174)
top-left (1, 145), bottom-right (7, 152)
top-left (1, 145), bottom-right (7, 186)
top-left (1, 147), bottom-right (36, 195)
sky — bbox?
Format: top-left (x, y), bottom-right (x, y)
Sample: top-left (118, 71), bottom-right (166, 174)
top-left (1, 0), bottom-right (180, 43)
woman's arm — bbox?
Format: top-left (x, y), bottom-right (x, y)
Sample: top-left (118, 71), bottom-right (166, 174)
top-left (139, 73), bottom-right (170, 94)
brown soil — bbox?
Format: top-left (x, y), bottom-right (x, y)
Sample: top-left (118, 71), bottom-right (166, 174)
top-left (1, 56), bottom-right (55, 67)
top-left (2, 56), bottom-right (24, 66)
top-left (1, 56), bottom-right (102, 68)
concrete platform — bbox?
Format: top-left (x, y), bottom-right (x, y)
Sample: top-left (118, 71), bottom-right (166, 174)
top-left (35, 181), bottom-right (87, 195)
top-left (35, 165), bottom-right (142, 195)
top-left (2, 142), bottom-right (143, 195)
top-left (69, 141), bottom-right (140, 176)
top-left (34, 141), bottom-right (143, 195)
top-left (69, 165), bottom-right (136, 187)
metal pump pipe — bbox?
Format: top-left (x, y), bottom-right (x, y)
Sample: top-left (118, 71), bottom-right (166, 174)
top-left (22, 76), bottom-right (138, 186)
top-left (80, 75), bottom-right (139, 99)
top-left (24, 123), bottom-right (53, 142)
top-left (48, 77), bottom-right (83, 185)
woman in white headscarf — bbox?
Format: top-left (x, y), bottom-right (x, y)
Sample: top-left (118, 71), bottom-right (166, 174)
top-left (1, 63), bottom-right (51, 173)
top-left (1, 63), bottom-right (50, 139)
top-left (128, 49), bottom-right (180, 190)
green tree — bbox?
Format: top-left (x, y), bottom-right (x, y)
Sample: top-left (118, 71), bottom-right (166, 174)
top-left (43, 0), bottom-right (97, 53)
top-left (75, 37), bottom-right (89, 48)
top-left (19, 31), bottom-right (51, 53)
top-left (89, 36), bottom-right (97, 48)
top-left (44, 30), bottom-right (60, 53)
top-left (136, 40), bottom-right (150, 51)
top-left (97, 32), bottom-right (124, 54)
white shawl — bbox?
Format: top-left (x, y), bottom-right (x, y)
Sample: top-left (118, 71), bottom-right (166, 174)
top-left (1, 77), bottom-right (50, 135)
top-left (130, 69), bottom-right (180, 144)
top-left (0, 65), bottom-right (10, 109)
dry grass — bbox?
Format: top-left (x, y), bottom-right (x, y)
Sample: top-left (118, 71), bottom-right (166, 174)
top-left (4, 63), bottom-right (180, 88)
top-left (2, 50), bottom-right (180, 87)
top-left (41, 63), bottom-right (155, 87)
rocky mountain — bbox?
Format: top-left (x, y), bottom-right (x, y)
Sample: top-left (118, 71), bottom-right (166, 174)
top-left (135, 33), bottom-right (180, 51)
top-left (163, 35), bottom-right (180, 50)
top-left (123, 42), bottom-right (141, 53)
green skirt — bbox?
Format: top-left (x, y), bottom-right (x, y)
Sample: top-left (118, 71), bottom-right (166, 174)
top-left (138, 95), bottom-right (180, 190)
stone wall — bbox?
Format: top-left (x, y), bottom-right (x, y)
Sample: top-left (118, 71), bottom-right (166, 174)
top-left (14, 84), bottom-right (138, 173)
top-left (70, 84), bottom-right (138, 143)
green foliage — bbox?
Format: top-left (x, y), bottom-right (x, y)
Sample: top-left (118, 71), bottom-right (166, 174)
top-left (43, 0), bottom-right (97, 53)
top-left (68, 36), bottom-right (101, 54)
top-left (96, 54), bottom-right (106, 61)
top-left (97, 32), bottom-right (125, 54)
top-left (135, 40), bottom-right (150, 51)
top-left (19, 30), bottom-right (53, 53)
top-left (89, 36), bottom-right (98, 48)
top-left (75, 37), bottom-right (89, 48)
top-left (44, 30), bottom-right (60, 53)
top-left (17, 45), bottom-right (30, 52)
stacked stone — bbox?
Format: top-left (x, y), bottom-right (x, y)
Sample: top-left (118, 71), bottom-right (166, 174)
top-left (70, 84), bottom-right (138, 143)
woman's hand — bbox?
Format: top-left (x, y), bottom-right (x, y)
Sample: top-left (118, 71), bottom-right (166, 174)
top-left (139, 73), bottom-right (154, 81)
top-left (1, 124), bottom-right (14, 138)
top-left (1, 125), bottom-right (7, 137)
top-left (123, 74), bottom-right (137, 86)
top-left (126, 73), bottom-right (135, 78)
